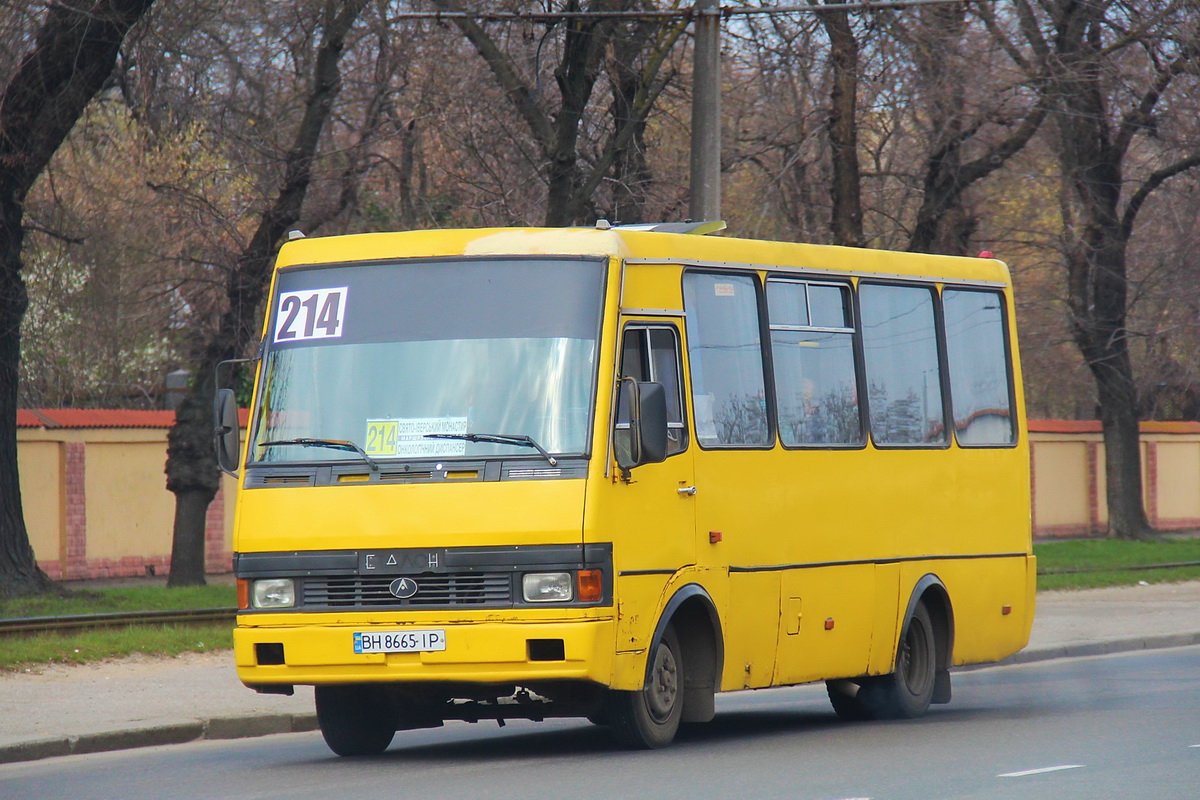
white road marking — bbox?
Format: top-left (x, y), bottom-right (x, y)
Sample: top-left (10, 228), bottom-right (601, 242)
top-left (997, 765), bottom-right (1085, 778)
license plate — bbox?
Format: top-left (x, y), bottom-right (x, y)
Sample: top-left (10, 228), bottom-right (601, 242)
top-left (353, 629), bottom-right (446, 654)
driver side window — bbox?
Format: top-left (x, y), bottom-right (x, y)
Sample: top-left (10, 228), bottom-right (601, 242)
top-left (618, 325), bottom-right (688, 456)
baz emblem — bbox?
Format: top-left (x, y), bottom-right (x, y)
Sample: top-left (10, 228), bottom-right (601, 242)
top-left (389, 577), bottom-right (419, 599)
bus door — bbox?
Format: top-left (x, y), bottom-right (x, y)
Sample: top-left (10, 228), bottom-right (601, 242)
top-left (612, 320), bottom-right (696, 654)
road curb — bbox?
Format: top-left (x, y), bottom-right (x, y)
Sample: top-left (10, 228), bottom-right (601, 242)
top-left (0, 713), bottom-right (316, 765)
top-left (4, 634), bottom-right (1199, 766)
top-left (970, 630), bottom-right (1200, 669)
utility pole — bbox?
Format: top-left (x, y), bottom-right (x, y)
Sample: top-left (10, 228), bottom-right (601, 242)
top-left (689, 0), bottom-right (721, 222)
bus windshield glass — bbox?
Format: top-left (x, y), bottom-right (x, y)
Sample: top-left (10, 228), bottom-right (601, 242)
top-left (249, 257), bottom-right (606, 464)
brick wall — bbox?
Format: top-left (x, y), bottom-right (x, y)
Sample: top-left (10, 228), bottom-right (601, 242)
top-left (1030, 420), bottom-right (1200, 539)
top-left (19, 410), bottom-right (235, 581)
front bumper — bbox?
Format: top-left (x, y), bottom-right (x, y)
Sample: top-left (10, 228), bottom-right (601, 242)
top-left (234, 613), bottom-right (617, 688)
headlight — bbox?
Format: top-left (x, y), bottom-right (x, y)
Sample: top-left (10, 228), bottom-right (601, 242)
top-left (252, 578), bottom-right (295, 609)
top-left (522, 572), bottom-right (573, 603)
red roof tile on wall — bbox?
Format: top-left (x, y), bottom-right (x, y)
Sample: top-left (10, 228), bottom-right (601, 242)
top-left (17, 408), bottom-right (251, 429)
top-left (1028, 419), bottom-right (1101, 433)
top-left (1028, 419), bottom-right (1200, 434)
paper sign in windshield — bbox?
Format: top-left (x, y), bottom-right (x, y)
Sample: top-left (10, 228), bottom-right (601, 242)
top-left (274, 287), bottom-right (348, 342)
top-left (365, 417), bottom-right (469, 457)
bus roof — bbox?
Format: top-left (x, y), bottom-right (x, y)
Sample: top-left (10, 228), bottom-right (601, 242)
top-left (274, 226), bottom-right (1012, 285)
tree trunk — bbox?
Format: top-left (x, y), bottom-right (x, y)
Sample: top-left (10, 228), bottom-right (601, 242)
top-left (0, 197), bottom-right (51, 598)
top-left (165, 356), bottom-right (222, 587)
top-left (821, 5), bottom-right (864, 248)
top-left (1049, 0), bottom-right (1154, 540)
top-left (170, 487), bottom-right (214, 582)
top-left (605, 21), bottom-right (659, 224)
top-left (0, 0), bottom-right (156, 598)
top-left (1093, 348), bottom-right (1152, 539)
top-left (545, 6), bottom-right (615, 226)
top-left (165, 0), bottom-right (368, 586)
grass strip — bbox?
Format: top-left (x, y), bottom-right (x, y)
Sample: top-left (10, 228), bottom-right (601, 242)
top-left (1, 623), bottom-right (233, 671)
top-left (0, 585), bottom-right (237, 671)
top-left (1034, 537), bottom-right (1200, 590)
top-left (0, 584), bottom-right (235, 618)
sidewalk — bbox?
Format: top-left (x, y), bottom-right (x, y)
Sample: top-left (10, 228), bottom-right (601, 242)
top-left (2, 581), bottom-right (1199, 764)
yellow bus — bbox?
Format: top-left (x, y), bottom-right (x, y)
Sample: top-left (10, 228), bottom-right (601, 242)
top-left (216, 222), bottom-right (1035, 756)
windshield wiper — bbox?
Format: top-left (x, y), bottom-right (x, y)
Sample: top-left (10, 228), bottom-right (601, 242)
top-left (424, 432), bottom-right (558, 466)
top-left (258, 437), bottom-right (379, 471)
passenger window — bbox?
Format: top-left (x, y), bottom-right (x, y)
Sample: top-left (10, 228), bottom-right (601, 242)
top-left (617, 326), bottom-right (688, 455)
top-left (682, 273), bottom-right (770, 447)
top-left (767, 279), bottom-right (862, 446)
top-left (943, 289), bottom-right (1014, 446)
top-left (860, 283), bottom-right (946, 446)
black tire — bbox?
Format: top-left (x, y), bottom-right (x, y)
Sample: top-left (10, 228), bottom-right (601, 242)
top-left (874, 602), bottom-right (938, 719)
top-left (826, 680), bottom-right (875, 721)
top-left (315, 685), bottom-right (397, 757)
top-left (607, 625), bottom-right (684, 749)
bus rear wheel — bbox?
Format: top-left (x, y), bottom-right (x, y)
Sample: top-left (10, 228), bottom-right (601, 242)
top-left (826, 602), bottom-right (938, 721)
top-left (315, 684), bottom-right (397, 756)
top-left (607, 625), bottom-right (684, 749)
top-left (874, 601), bottom-right (937, 719)
top-left (826, 679), bottom-right (874, 721)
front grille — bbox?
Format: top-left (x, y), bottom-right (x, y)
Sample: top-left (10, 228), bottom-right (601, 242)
top-left (302, 572), bottom-right (513, 609)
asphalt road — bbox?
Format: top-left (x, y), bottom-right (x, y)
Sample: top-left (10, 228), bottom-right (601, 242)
top-left (3, 646), bottom-right (1198, 800)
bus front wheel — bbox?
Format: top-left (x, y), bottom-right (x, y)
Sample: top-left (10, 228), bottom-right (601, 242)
top-left (607, 625), bottom-right (684, 748)
top-left (315, 684), bottom-right (397, 756)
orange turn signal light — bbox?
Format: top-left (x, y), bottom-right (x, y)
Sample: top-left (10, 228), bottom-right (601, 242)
top-left (577, 569), bottom-right (603, 602)
top-left (236, 578), bottom-right (250, 610)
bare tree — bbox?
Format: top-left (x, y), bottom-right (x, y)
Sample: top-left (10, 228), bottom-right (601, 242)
top-left (900, 1), bottom-right (1048, 255)
top-left (0, 0), bottom-right (156, 598)
top-left (1017, 0), bottom-right (1200, 539)
top-left (429, 0), bottom-right (685, 226)
top-left (819, 0), bottom-right (864, 247)
top-left (165, 0), bottom-right (370, 586)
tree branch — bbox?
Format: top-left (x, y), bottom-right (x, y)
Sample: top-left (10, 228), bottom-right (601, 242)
top-left (1120, 152), bottom-right (1200, 241)
top-left (428, 0), bottom-right (556, 156)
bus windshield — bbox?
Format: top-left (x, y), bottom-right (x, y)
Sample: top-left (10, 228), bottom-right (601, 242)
top-left (249, 257), bottom-right (606, 465)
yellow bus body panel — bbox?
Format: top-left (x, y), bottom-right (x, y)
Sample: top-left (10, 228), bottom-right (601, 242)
top-left (235, 479), bottom-right (586, 553)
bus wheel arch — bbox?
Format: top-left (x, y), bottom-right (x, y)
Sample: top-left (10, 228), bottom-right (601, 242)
top-left (608, 583), bottom-right (723, 747)
top-left (829, 574), bottom-right (954, 721)
top-left (657, 584), bottom-right (724, 724)
top-left (904, 574), bottom-right (954, 705)
top-left (868, 574), bottom-right (954, 717)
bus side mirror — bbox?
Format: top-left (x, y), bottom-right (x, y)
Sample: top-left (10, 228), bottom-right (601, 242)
top-left (616, 380), bottom-right (669, 476)
top-left (214, 388), bottom-right (240, 476)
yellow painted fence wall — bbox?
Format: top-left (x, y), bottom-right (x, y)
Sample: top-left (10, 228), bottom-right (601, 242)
top-left (14, 414), bottom-right (1200, 581)
top-left (1030, 420), bottom-right (1200, 538)
top-left (17, 410), bottom-right (237, 581)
